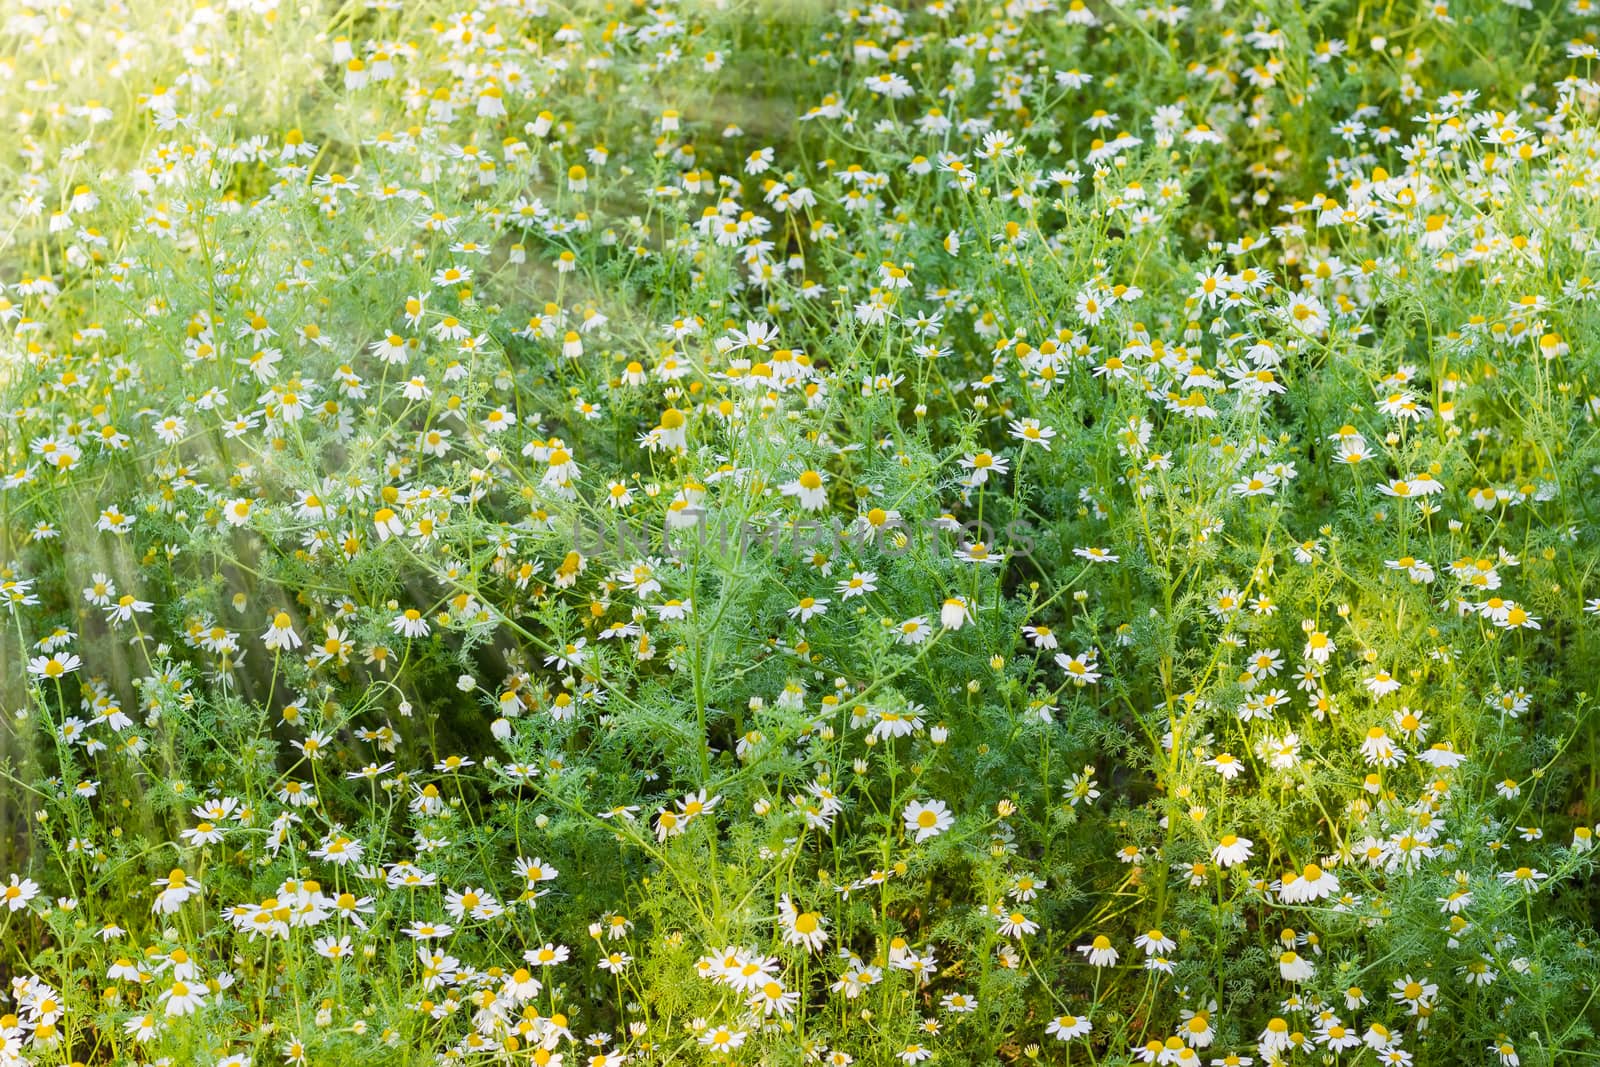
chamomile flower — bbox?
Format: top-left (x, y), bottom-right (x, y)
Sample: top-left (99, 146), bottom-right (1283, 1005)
top-left (903, 799), bottom-right (954, 843)
top-left (783, 469), bottom-right (829, 510)
top-left (1047, 1013), bottom-right (1093, 1040)
top-left (1078, 935), bottom-right (1119, 967)
top-left (1212, 834), bottom-right (1255, 868)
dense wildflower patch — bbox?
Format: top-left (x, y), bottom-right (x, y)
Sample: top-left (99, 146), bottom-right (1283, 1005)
top-left (1, 0), bottom-right (1599, 1063)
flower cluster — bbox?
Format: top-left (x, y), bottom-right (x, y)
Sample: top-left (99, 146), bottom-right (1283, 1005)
top-left (0, 0), bottom-right (1598, 1064)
